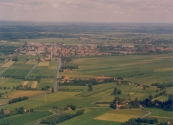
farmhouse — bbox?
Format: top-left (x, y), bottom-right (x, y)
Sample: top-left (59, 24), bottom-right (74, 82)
top-left (3, 109), bottom-right (10, 115)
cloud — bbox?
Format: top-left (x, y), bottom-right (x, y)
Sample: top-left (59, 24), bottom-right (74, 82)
top-left (0, 0), bottom-right (172, 23)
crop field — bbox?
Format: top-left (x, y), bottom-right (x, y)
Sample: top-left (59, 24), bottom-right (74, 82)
top-left (59, 108), bottom-right (120, 125)
top-left (94, 109), bottom-right (147, 122)
top-left (0, 92), bottom-right (81, 110)
top-left (0, 111), bottom-right (53, 125)
top-left (79, 83), bottom-right (116, 97)
top-left (22, 81), bottom-right (28, 86)
top-left (0, 78), bottom-right (23, 88)
top-left (38, 78), bottom-right (55, 88)
top-left (38, 61), bottom-right (50, 66)
top-left (1, 60), bottom-right (35, 77)
top-left (25, 61), bottom-right (37, 65)
top-left (1, 61), bottom-right (15, 67)
top-left (28, 60), bottom-right (58, 78)
top-left (7, 90), bottom-right (45, 99)
top-left (0, 67), bottom-right (6, 73)
top-left (31, 81), bottom-right (38, 88)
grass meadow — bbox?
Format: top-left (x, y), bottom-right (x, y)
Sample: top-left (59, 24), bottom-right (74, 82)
top-left (62, 54), bottom-right (173, 85)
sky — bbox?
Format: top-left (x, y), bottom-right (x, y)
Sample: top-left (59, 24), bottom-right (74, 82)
top-left (0, 0), bottom-right (173, 23)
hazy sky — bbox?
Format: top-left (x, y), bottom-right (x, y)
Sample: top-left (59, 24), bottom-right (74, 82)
top-left (0, 0), bottom-right (173, 23)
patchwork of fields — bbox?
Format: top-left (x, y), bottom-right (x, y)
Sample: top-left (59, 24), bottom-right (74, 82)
top-left (0, 54), bottom-right (172, 125)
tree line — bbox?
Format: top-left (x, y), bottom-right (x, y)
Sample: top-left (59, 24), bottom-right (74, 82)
top-left (152, 82), bottom-right (173, 90)
top-left (40, 110), bottom-right (84, 125)
top-left (121, 117), bottom-right (158, 125)
top-left (9, 96), bottom-right (29, 104)
top-left (60, 78), bottom-right (115, 86)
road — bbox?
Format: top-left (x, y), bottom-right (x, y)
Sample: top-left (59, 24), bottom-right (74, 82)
top-left (141, 111), bottom-right (151, 118)
top-left (54, 58), bottom-right (62, 92)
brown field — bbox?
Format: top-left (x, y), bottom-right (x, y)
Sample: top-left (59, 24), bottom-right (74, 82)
top-left (1, 61), bottom-right (14, 67)
top-left (31, 81), bottom-right (38, 88)
top-left (8, 91), bottom-right (45, 98)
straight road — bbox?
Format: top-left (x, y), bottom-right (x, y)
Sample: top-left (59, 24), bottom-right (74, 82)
top-left (54, 58), bottom-right (62, 92)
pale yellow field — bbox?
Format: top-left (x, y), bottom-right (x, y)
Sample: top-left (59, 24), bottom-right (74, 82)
top-left (37, 61), bottom-right (49, 66)
top-left (154, 68), bottom-right (173, 72)
top-left (25, 61), bottom-right (37, 65)
top-left (1, 61), bottom-right (14, 67)
top-left (8, 91), bottom-right (45, 98)
top-left (94, 109), bottom-right (147, 122)
top-left (48, 66), bottom-right (57, 69)
top-left (22, 81), bottom-right (28, 86)
top-left (31, 81), bottom-right (38, 88)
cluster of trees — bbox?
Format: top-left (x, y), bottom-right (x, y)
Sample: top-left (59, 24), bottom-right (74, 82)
top-left (88, 84), bottom-right (93, 91)
top-left (121, 118), bottom-right (158, 125)
top-left (0, 86), bottom-right (10, 90)
top-left (140, 94), bottom-right (173, 109)
top-left (112, 87), bottom-right (122, 95)
top-left (61, 57), bottom-right (71, 63)
top-left (152, 82), bottom-right (173, 90)
top-left (60, 78), bottom-right (115, 86)
top-left (110, 97), bottom-right (140, 109)
top-left (64, 105), bottom-right (76, 110)
top-left (110, 94), bottom-right (173, 110)
top-left (12, 57), bottom-right (18, 61)
top-left (9, 96), bottom-right (29, 104)
top-left (60, 65), bottom-right (78, 71)
top-left (128, 73), bottom-right (144, 77)
top-left (0, 107), bottom-right (34, 120)
top-left (15, 85), bottom-right (37, 90)
top-left (40, 109), bottom-right (84, 125)
top-left (25, 75), bottom-right (54, 79)
top-left (2, 75), bottom-right (25, 79)
top-left (41, 86), bottom-right (51, 90)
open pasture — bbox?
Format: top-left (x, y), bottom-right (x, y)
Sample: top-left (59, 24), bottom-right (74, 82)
top-left (62, 54), bottom-right (173, 85)
top-left (94, 109), bottom-right (147, 122)
top-left (146, 108), bottom-right (173, 122)
top-left (1, 61), bottom-right (14, 67)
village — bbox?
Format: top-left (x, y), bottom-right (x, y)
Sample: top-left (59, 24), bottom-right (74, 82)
top-left (16, 40), bottom-right (173, 58)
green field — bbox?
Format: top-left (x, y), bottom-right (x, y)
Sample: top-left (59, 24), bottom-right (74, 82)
top-left (95, 109), bottom-right (147, 122)
top-left (0, 111), bottom-right (52, 125)
top-left (62, 54), bottom-right (173, 84)
top-left (146, 108), bottom-right (173, 122)
top-left (0, 54), bottom-right (172, 124)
